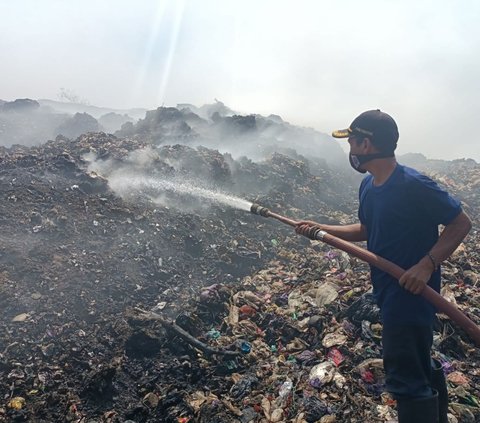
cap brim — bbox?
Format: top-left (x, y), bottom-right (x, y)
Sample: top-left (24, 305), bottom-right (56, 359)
top-left (331, 128), bottom-right (351, 138)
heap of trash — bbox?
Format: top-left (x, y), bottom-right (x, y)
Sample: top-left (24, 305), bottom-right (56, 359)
top-left (0, 120), bottom-right (478, 422)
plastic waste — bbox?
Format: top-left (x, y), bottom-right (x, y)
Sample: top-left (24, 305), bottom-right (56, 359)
top-left (309, 361), bottom-right (336, 388)
top-left (278, 380), bottom-right (293, 398)
top-left (322, 331), bottom-right (347, 348)
top-left (7, 397), bottom-right (26, 410)
top-left (206, 329), bottom-right (221, 340)
top-left (327, 348), bottom-right (345, 366)
top-left (240, 340), bottom-right (252, 353)
top-left (230, 375), bottom-right (258, 399)
top-left (12, 313), bottom-right (29, 322)
top-left (296, 349), bottom-right (316, 363)
top-left (239, 304), bottom-right (256, 318)
top-left (315, 282), bottom-right (339, 307)
top-left (344, 292), bottom-right (380, 325)
top-left (303, 396), bottom-right (330, 422)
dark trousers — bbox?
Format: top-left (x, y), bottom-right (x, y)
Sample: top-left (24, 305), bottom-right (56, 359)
top-left (382, 324), bottom-right (434, 399)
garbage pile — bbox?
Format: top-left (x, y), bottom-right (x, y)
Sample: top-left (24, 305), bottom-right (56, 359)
top-left (155, 240), bottom-right (479, 423)
top-left (0, 131), bottom-right (478, 422)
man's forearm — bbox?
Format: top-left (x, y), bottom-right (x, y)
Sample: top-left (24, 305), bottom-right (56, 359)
top-left (320, 222), bottom-right (368, 242)
top-left (427, 211), bottom-right (472, 269)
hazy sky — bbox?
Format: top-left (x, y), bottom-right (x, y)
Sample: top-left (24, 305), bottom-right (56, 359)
top-left (1, 0), bottom-right (479, 160)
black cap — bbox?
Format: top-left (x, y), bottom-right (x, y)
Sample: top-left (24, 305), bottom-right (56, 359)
top-left (332, 109), bottom-right (399, 150)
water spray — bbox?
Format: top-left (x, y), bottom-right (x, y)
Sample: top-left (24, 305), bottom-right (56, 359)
top-left (108, 175), bottom-right (253, 211)
top-left (250, 203), bottom-right (480, 347)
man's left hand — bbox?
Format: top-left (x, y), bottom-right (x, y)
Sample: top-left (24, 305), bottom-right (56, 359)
top-left (398, 261), bottom-right (433, 295)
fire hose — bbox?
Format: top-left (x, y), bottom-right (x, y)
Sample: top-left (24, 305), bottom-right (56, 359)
top-left (250, 203), bottom-right (480, 347)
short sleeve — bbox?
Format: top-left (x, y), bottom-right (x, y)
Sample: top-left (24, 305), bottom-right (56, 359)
top-left (358, 177), bottom-right (370, 224)
top-left (410, 174), bottom-right (462, 225)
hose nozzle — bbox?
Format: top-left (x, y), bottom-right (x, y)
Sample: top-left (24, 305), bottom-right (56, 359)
top-left (250, 203), bottom-right (270, 217)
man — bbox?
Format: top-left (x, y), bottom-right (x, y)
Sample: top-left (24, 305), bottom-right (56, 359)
top-left (296, 110), bottom-right (472, 423)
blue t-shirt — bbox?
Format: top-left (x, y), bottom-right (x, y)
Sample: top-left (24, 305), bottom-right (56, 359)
top-left (358, 164), bottom-right (462, 325)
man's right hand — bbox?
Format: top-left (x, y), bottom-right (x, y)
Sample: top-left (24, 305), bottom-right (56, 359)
top-left (295, 221), bottom-right (324, 240)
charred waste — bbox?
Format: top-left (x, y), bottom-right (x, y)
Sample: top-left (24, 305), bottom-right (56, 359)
top-left (0, 100), bottom-right (479, 422)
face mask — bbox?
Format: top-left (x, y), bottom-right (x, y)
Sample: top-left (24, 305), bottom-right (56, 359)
top-left (349, 152), bottom-right (394, 173)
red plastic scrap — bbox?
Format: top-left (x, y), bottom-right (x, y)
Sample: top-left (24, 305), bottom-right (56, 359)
top-left (239, 304), bottom-right (257, 318)
top-left (253, 403), bottom-right (263, 413)
top-left (327, 348), bottom-right (345, 366)
top-left (360, 369), bottom-right (375, 383)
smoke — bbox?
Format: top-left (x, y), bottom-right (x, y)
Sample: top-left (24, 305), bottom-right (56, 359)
top-left (115, 103), bottom-right (348, 169)
top-left (0, 98), bottom-right (142, 147)
top-left (0, 100), bottom-right (64, 147)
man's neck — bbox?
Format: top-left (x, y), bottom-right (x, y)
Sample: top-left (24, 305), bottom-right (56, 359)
top-left (367, 157), bottom-right (398, 186)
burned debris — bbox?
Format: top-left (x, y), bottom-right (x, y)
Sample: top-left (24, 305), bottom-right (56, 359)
top-left (0, 112), bottom-right (479, 422)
